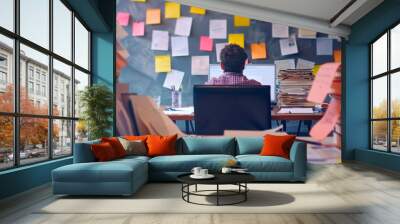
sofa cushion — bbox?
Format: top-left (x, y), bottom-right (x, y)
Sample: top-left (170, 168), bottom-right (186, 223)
top-left (236, 137), bottom-right (263, 155)
top-left (101, 137), bottom-right (127, 158)
top-left (149, 154), bottom-right (235, 172)
top-left (260, 134), bottom-right (296, 159)
top-left (91, 142), bottom-right (118, 162)
top-left (236, 155), bottom-right (293, 172)
top-left (118, 137), bottom-right (147, 156)
top-left (180, 137), bottom-right (236, 155)
top-left (147, 135), bottom-right (178, 157)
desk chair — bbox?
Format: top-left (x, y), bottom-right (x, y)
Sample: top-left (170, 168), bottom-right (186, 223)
top-left (193, 85), bottom-right (271, 135)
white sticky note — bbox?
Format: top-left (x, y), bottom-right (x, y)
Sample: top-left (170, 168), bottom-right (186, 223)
top-left (316, 38), bottom-right (333, 55)
top-left (191, 56), bottom-right (209, 75)
top-left (296, 58), bottom-right (315, 69)
top-left (275, 59), bottom-right (295, 76)
top-left (174, 17), bottom-right (192, 37)
top-left (171, 36), bottom-right (189, 57)
top-left (151, 30), bottom-right (169, 51)
top-left (272, 24), bottom-right (289, 38)
top-left (163, 69), bottom-right (185, 90)
top-left (210, 20), bottom-right (227, 39)
top-left (279, 35), bottom-right (298, 56)
top-left (216, 42), bottom-right (228, 62)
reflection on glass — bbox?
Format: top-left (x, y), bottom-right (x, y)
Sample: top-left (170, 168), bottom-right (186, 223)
top-left (372, 77), bottom-right (387, 119)
top-left (53, 0), bottom-right (72, 60)
top-left (74, 18), bottom-right (89, 70)
top-left (53, 59), bottom-right (72, 117)
top-left (0, 0), bottom-right (14, 31)
top-left (391, 72), bottom-right (400, 118)
top-left (74, 69), bottom-right (89, 118)
top-left (372, 33), bottom-right (387, 76)
top-left (372, 121), bottom-right (388, 151)
top-left (391, 120), bottom-right (400, 153)
top-left (0, 35), bottom-right (14, 112)
top-left (391, 24), bottom-right (400, 70)
top-left (53, 120), bottom-right (72, 158)
top-left (20, 117), bottom-right (49, 165)
top-left (20, 0), bottom-right (49, 49)
top-left (0, 116), bottom-right (13, 170)
top-left (75, 120), bottom-right (88, 143)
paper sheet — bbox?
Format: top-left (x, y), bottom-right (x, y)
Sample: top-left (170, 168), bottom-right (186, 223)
top-left (228, 33), bottom-right (245, 48)
top-left (132, 0), bottom-right (146, 2)
top-left (209, 20), bottom-right (227, 39)
top-left (216, 43), bottom-right (228, 62)
top-left (117, 12), bottom-right (130, 26)
top-left (251, 43), bottom-right (267, 59)
top-left (155, 55), bottom-right (171, 73)
top-left (310, 98), bottom-right (340, 141)
top-left (272, 24), bottom-right (289, 38)
top-left (334, 50), bottom-right (342, 63)
top-left (191, 56), bottom-right (209, 75)
top-left (163, 69), bottom-right (185, 90)
top-left (165, 2), bottom-right (180, 19)
top-left (234, 16), bottom-right (250, 27)
top-left (174, 17), bottom-right (192, 36)
top-left (200, 36), bottom-right (213, 51)
top-left (278, 107), bottom-right (314, 114)
top-left (279, 35), bottom-right (298, 56)
top-left (298, 28), bottom-right (316, 39)
top-left (171, 36), bottom-right (189, 57)
top-left (151, 30), bottom-right (169, 51)
top-left (190, 6), bottom-right (206, 15)
top-left (296, 58), bottom-right (315, 69)
top-left (132, 21), bottom-right (145, 36)
top-left (146, 8), bottom-right (161, 25)
top-left (316, 38), bottom-right (333, 55)
top-left (275, 59), bottom-right (295, 75)
top-left (307, 63), bottom-right (341, 103)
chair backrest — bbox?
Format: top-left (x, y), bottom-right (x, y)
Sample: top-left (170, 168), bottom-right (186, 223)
top-left (193, 85), bottom-right (271, 135)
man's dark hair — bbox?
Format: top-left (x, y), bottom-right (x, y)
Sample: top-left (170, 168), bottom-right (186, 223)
top-left (220, 44), bottom-right (248, 73)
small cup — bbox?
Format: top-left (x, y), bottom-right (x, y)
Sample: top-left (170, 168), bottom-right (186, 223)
top-left (221, 167), bottom-right (232, 174)
top-left (199, 169), bottom-right (208, 176)
top-left (191, 167), bottom-right (202, 176)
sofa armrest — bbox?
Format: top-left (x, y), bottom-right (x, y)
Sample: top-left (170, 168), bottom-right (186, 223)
top-left (73, 141), bottom-right (99, 163)
top-left (289, 141), bottom-right (307, 181)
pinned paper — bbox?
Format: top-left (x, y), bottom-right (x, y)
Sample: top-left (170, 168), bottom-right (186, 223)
top-left (132, 0), bottom-right (146, 2)
top-left (151, 30), bottom-right (169, 51)
top-left (191, 56), bottom-right (209, 75)
top-left (312, 65), bottom-right (321, 76)
top-left (228, 33), bottom-right (245, 48)
top-left (117, 12), bottom-right (130, 26)
top-left (216, 43), bottom-right (228, 62)
top-left (279, 35), bottom-right (298, 56)
top-left (155, 55), bottom-right (171, 73)
top-left (274, 59), bottom-right (295, 76)
top-left (234, 16), bottom-right (250, 27)
top-left (296, 58), bottom-right (315, 69)
top-left (190, 6), bottom-right (206, 15)
top-left (165, 2), bottom-right (180, 19)
top-left (132, 21), bottom-right (145, 36)
top-left (310, 98), bottom-right (341, 141)
top-left (200, 36), bottom-right (213, 51)
top-left (307, 63), bottom-right (341, 103)
top-left (317, 38), bottom-right (333, 55)
top-left (209, 20), bottom-right (227, 39)
top-left (298, 28), bottom-right (316, 39)
top-left (272, 24), bottom-right (289, 38)
top-left (163, 69), bottom-right (185, 90)
top-left (146, 8), bottom-right (161, 25)
top-left (174, 17), bottom-right (192, 37)
top-left (334, 50), bottom-right (342, 63)
top-left (251, 43), bottom-right (267, 60)
top-left (171, 36), bottom-right (189, 56)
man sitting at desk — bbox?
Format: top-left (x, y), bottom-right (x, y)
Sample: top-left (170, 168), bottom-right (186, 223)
top-left (206, 44), bottom-right (261, 85)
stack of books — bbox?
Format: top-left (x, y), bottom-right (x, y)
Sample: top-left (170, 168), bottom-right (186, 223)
top-left (278, 69), bottom-right (315, 107)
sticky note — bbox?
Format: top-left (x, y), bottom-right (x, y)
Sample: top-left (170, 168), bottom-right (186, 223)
top-left (151, 30), bottom-right (169, 51)
top-left (312, 65), bottom-right (321, 76)
top-left (250, 43), bottom-right (266, 60)
top-left (234, 16), bottom-right (250, 27)
top-left (190, 6), bottom-right (206, 15)
top-left (132, 21), bottom-right (145, 36)
top-left (216, 43), bottom-right (228, 62)
top-left (146, 8), bottom-right (161, 25)
top-left (228, 34), bottom-right (244, 48)
top-left (298, 28), bottom-right (316, 39)
top-left (209, 20), bottom-right (227, 39)
top-left (155, 55), bottom-right (171, 73)
top-left (191, 56), bottom-right (209, 75)
top-left (272, 24), bottom-right (289, 38)
top-left (334, 50), bottom-right (342, 63)
top-left (174, 17), bottom-right (192, 36)
top-left (165, 2), bottom-right (180, 19)
top-left (163, 69), bottom-right (185, 90)
top-left (117, 12), bottom-right (130, 26)
top-left (307, 63), bottom-right (341, 103)
top-left (132, 0), bottom-right (146, 2)
top-left (200, 36), bottom-right (213, 51)
top-left (171, 36), bottom-right (189, 57)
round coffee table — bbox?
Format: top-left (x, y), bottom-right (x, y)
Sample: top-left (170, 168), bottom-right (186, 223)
top-left (177, 173), bottom-right (255, 206)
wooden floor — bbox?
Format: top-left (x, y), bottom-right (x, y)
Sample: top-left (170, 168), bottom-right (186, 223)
top-left (1, 162), bottom-right (400, 224)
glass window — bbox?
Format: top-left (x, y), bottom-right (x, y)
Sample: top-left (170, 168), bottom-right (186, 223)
top-left (19, 117), bottom-right (49, 165)
top-left (391, 72), bottom-right (400, 118)
top-left (75, 120), bottom-right (88, 143)
top-left (391, 120), bottom-right (400, 153)
top-left (74, 18), bottom-right (89, 70)
top-left (53, 0), bottom-right (72, 60)
top-left (53, 59), bottom-right (72, 117)
top-left (0, 116), bottom-right (14, 169)
top-left (20, 0), bottom-right (49, 49)
top-left (53, 119), bottom-right (72, 158)
top-left (391, 24), bottom-right (400, 70)
top-left (0, 35), bottom-right (14, 113)
top-left (0, 0), bottom-right (14, 31)
top-left (372, 77), bottom-right (387, 119)
top-left (372, 121), bottom-right (388, 151)
top-left (372, 33), bottom-right (387, 76)
top-left (74, 69), bottom-right (89, 118)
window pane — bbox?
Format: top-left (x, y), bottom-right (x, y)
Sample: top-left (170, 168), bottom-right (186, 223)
top-left (0, 35), bottom-right (14, 112)
top-left (20, 0), bottom-right (49, 49)
top-left (372, 76), bottom-right (387, 119)
top-left (391, 120), bottom-right (400, 153)
top-left (20, 44), bottom-right (49, 115)
top-left (53, 59), bottom-right (72, 117)
top-left (53, 119), bottom-right (72, 157)
top-left (0, 0), bottom-right (14, 31)
top-left (75, 18), bottom-right (89, 70)
top-left (20, 117), bottom-right (49, 165)
top-left (53, 0), bottom-right (72, 60)
top-left (74, 69), bottom-right (89, 118)
top-left (0, 116), bottom-right (14, 170)
top-left (75, 120), bottom-right (88, 143)
top-left (391, 24), bottom-right (400, 70)
top-left (372, 33), bottom-right (387, 76)
top-left (372, 121), bottom-right (388, 151)
top-left (391, 72), bottom-right (400, 118)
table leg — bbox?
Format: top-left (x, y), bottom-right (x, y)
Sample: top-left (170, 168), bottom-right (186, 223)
top-left (189, 120), bottom-right (195, 133)
top-left (282, 120), bottom-right (287, 132)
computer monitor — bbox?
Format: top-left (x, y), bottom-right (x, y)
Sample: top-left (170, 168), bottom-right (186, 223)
top-left (209, 64), bottom-right (276, 102)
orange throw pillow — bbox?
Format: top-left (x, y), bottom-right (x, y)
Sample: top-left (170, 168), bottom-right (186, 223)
top-left (146, 134), bottom-right (177, 157)
top-left (260, 134), bottom-right (296, 159)
top-left (101, 137), bottom-right (126, 158)
top-left (123, 135), bottom-right (148, 142)
top-left (91, 142), bottom-right (118, 162)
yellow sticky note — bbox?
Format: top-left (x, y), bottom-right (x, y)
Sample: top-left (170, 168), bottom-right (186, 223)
top-left (146, 8), bottom-right (161, 25)
top-left (234, 16), bottom-right (250, 27)
top-left (165, 2), bottom-right (180, 19)
top-left (251, 43), bottom-right (267, 60)
top-left (312, 65), bottom-right (321, 76)
top-left (190, 6), bottom-right (206, 15)
top-left (228, 34), bottom-right (245, 48)
top-left (334, 50), bottom-right (342, 63)
top-left (132, 0), bottom-right (146, 2)
top-left (155, 55), bottom-right (171, 73)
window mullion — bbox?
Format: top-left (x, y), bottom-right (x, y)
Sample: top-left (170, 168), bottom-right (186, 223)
top-left (13, 0), bottom-right (21, 167)
top-left (388, 30), bottom-right (391, 152)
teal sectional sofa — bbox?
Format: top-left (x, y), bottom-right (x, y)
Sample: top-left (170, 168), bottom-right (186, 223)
top-left (52, 136), bottom-right (307, 196)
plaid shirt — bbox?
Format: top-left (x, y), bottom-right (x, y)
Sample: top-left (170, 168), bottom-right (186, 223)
top-left (206, 72), bottom-right (261, 85)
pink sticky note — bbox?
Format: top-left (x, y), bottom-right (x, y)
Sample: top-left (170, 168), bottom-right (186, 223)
top-left (310, 99), bottom-right (341, 141)
top-left (307, 63), bottom-right (341, 103)
top-left (117, 12), bottom-right (130, 26)
top-left (200, 36), bottom-right (213, 51)
top-left (132, 21), bottom-right (145, 36)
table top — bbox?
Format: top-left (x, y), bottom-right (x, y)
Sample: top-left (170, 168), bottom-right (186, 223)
top-left (177, 172), bottom-right (255, 185)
